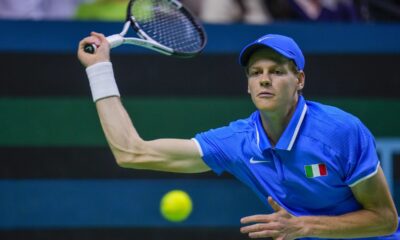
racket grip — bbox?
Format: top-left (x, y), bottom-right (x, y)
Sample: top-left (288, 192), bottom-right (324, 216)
top-left (84, 44), bottom-right (97, 54)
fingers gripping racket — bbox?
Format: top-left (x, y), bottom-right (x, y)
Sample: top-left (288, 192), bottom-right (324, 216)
top-left (84, 0), bottom-right (207, 57)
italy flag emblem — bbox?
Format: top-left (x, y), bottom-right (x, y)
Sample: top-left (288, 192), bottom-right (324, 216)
top-left (305, 163), bottom-right (327, 178)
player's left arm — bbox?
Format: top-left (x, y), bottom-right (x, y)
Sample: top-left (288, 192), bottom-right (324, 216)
top-left (300, 166), bottom-right (398, 238)
top-left (240, 166), bottom-right (398, 239)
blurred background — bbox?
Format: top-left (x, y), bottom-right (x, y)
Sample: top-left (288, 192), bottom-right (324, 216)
top-left (0, 0), bottom-right (399, 239)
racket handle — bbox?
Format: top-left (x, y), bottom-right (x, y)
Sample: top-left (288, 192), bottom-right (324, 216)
top-left (84, 44), bottom-right (97, 54)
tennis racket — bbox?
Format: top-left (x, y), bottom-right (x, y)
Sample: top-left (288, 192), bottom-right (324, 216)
top-left (84, 0), bottom-right (207, 58)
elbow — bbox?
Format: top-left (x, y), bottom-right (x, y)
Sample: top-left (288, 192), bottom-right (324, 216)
top-left (114, 152), bottom-right (139, 169)
top-left (110, 139), bottom-right (148, 169)
top-left (386, 214), bottom-right (398, 235)
top-left (115, 155), bottom-right (127, 168)
top-left (380, 208), bottom-right (399, 235)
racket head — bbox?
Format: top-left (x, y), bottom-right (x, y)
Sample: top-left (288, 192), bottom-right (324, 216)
top-left (126, 0), bottom-right (207, 57)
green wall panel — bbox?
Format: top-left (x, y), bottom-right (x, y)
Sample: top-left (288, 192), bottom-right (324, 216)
top-left (0, 98), bottom-right (254, 146)
top-left (0, 97), bottom-right (399, 146)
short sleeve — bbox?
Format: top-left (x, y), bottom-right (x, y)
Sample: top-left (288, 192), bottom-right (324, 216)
top-left (194, 126), bottom-right (236, 175)
top-left (344, 121), bottom-right (380, 187)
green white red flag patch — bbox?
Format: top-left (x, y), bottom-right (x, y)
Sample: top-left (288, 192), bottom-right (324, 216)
top-left (305, 163), bottom-right (327, 178)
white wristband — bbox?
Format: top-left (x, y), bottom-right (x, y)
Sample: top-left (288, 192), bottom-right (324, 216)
top-left (86, 62), bottom-right (120, 102)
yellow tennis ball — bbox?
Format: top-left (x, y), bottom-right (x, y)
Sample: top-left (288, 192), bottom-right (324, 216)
top-left (160, 190), bottom-right (192, 222)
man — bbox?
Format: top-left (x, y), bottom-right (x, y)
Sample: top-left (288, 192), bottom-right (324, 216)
top-left (78, 32), bottom-right (399, 239)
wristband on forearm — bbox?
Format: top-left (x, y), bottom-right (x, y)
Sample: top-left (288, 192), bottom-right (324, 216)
top-left (86, 62), bottom-right (120, 102)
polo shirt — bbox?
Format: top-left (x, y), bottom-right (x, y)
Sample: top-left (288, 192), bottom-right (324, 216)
top-left (194, 96), bottom-right (398, 239)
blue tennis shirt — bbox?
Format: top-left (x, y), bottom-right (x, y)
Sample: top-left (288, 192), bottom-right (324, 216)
top-left (194, 96), bottom-right (398, 240)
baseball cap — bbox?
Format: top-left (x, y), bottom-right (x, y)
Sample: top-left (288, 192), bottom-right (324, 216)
top-left (239, 34), bottom-right (305, 70)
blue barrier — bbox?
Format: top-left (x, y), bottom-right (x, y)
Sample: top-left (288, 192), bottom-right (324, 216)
top-left (0, 179), bottom-right (267, 229)
top-left (0, 20), bottom-right (400, 54)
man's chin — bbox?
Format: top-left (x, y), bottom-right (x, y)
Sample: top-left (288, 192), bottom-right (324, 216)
top-left (255, 103), bottom-right (276, 112)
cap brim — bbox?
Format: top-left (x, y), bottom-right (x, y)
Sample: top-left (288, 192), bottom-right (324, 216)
top-left (239, 42), bottom-right (298, 67)
top-left (239, 43), bottom-right (265, 66)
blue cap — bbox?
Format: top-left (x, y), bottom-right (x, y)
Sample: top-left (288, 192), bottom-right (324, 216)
top-left (239, 34), bottom-right (305, 70)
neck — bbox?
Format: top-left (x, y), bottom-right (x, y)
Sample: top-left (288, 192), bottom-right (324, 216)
top-left (259, 98), bottom-right (298, 146)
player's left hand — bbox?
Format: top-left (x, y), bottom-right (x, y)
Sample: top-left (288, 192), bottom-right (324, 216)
top-left (240, 196), bottom-right (304, 240)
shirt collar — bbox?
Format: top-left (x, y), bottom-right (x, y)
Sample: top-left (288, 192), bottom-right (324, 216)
top-left (254, 95), bottom-right (308, 151)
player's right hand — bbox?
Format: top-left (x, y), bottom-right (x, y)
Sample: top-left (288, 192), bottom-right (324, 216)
top-left (78, 32), bottom-right (111, 67)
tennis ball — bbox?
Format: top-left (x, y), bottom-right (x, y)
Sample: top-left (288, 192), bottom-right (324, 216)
top-left (160, 190), bottom-right (192, 222)
top-left (132, 0), bottom-right (154, 22)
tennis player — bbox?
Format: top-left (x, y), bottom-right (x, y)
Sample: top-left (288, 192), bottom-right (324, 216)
top-left (78, 32), bottom-right (399, 239)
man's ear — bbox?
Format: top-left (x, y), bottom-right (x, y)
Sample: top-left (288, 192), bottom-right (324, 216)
top-left (245, 68), bottom-right (251, 95)
top-left (297, 71), bottom-right (305, 91)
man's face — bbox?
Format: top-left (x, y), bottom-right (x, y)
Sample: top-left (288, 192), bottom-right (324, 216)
top-left (246, 48), bottom-right (304, 113)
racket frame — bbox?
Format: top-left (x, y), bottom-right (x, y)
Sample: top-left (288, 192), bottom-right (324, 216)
top-left (86, 0), bottom-right (207, 57)
top-left (106, 20), bottom-right (174, 56)
top-left (126, 0), bottom-right (207, 57)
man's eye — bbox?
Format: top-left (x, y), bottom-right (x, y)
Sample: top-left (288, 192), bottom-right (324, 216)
top-left (272, 69), bottom-right (284, 75)
top-left (249, 70), bottom-right (261, 76)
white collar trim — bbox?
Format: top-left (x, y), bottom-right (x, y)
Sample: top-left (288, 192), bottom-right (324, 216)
top-left (287, 104), bottom-right (308, 151)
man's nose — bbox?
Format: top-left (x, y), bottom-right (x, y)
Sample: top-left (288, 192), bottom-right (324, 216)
top-left (260, 74), bottom-right (271, 86)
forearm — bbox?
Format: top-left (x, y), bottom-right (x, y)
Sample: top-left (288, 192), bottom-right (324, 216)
top-left (96, 97), bottom-right (144, 160)
top-left (84, 60), bottom-right (143, 157)
top-left (299, 209), bottom-right (396, 239)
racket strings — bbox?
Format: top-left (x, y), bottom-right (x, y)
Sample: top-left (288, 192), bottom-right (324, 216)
top-left (132, 0), bottom-right (204, 53)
